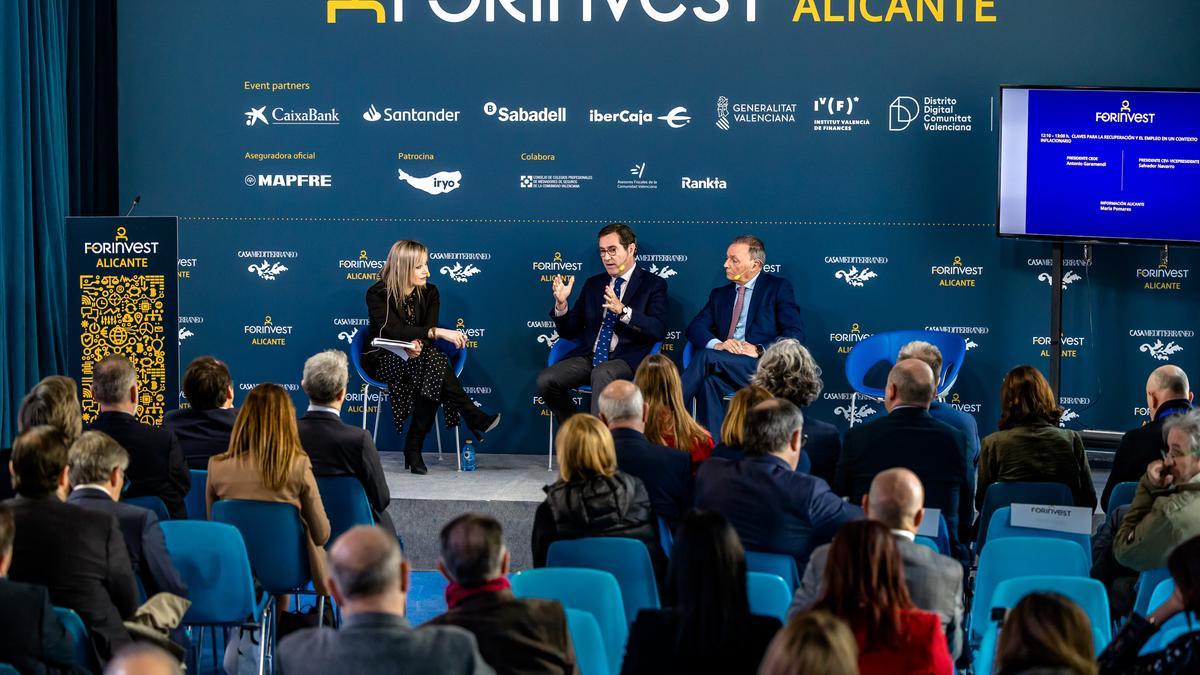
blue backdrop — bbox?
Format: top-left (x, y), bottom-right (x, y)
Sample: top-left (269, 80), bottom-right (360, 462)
top-left (117, 0), bottom-right (1200, 453)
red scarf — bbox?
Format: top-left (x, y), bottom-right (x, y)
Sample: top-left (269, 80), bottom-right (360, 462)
top-left (444, 577), bottom-right (512, 609)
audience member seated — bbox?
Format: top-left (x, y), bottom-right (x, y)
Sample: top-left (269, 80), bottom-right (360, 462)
top-left (897, 340), bottom-right (981, 465)
top-left (750, 339), bottom-right (842, 483)
top-left (695, 399), bottom-right (860, 569)
top-left (278, 526), bottom-right (493, 675)
top-left (428, 513), bottom-right (576, 675)
top-left (3, 426), bottom-right (137, 663)
top-left (597, 380), bottom-right (692, 530)
top-left (67, 431), bottom-right (188, 599)
top-left (88, 355), bottom-right (190, 519)
top-left (207, 383), bottom-right (331, 596)
top-left (1100, 534), bottom-right (1200, 673)
top-left (531, 414), bottom-right (665, 579)
top-left (835, 359), bottom-right (972, 560)
top-left (634, 354), bottom-right (715, 466)
top-left (163, 356), bottom-right (238, 470)
top-left (1, 375), bottom-right (85, 501)
top-left (1114, 409), bottom-right (1200, 571)
top-left (105, 643), bottom-right (184, 675)
top-left (759, 611), bottom-right (859, 675)
top-left (296, 349), bottom-right (395, 534)
top-left (812, 520), bottom-right (953, 675)
top-left (0, 502), bottom-right (76, 674)
top-left (977, 365), bottom-right (1097, 511)
top-left (711, 384), bottom-right (772, 462)
top-left (1091, 504), bottom-right (1138, 619)
top-left (621, 511), bottom-right (782, 675)
top-left (790, 468), bottom-right (963, 660)
top-left (1102, 365), bottom-right (1192, 510)
top-left (995, 592), bottom-right (1097, 675)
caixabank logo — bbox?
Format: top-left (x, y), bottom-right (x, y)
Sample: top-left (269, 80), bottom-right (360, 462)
top-left (532, 251), bottom-right (584, 283)
top-left (244, 315), bottom-right (293, 347)
top-left (826, 256), bottom-right (886, 287)
top-left (830, 323), bottom-right (872, 354)
top-left (930, 256), bottom-right (983, 288)
top-left (239, 249), bottom-right (298, 280)
top-left (432, 251), bottom-right (491, 283)
top-left (243, 106), bottom-right (339, 127)
top-left (339, 250), bottom-right (383, 281)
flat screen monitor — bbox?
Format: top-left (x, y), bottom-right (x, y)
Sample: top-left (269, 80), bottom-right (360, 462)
top-left (997, 86), bottom-right (1200, 245)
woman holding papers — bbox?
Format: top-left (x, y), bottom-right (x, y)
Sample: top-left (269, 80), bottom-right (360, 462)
top-left (364, 239), bottom-right (500, 474)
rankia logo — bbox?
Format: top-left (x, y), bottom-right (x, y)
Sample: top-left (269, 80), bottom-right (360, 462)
top-left (1096, 100), bottom-right (1156, 124)
top-left (649, 264), bottom-right (678, 279)
top-left (245, 106), bottom-right (269, 126)
top-left (398, 169), bottom-right (461, 195)
top-left (835, 266), bottom-right (877, 287)
top-left (1141, 339), bottom-right (1183, 361)
top-left (681, 176), bottom-right (726, 189)
top-left (440, 262), bottom-right (481, 282)
top-left (248, 260), bottom-right (289, 280)
top-left (1038, 271), bottom-right (1083, 288)
top-left (889, 96), bottom-right (919, 131)
top-left (658, 106), bottom-right (691, 128)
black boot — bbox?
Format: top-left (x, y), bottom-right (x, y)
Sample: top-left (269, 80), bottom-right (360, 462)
top-left (404, 400), bottom-right (436, 475)
top-left (443, 373), bottom-right (500, 442)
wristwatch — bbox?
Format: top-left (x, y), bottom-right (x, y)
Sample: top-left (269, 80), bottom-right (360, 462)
top-left (620, 306), bottom-right (632, 320)
top-left (756, 344), bottom-right (765, 356)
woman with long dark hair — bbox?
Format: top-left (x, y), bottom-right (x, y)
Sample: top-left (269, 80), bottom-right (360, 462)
top-left (620, 510), bottom-right (781, 674)
top-left (994, 592), bottom-right (1096, 675)
top-left (814, 520), bottom-right (952, 675)
top-left (365, 240), bottom-right (500, 474)
top-left (977, 365), bottom-right (1096, 509)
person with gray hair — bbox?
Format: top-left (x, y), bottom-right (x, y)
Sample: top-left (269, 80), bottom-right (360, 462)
top-left (751, 339), bottom-right (842, 483)
top-left (695, 398), bottom-right (861, 569)
top-left (1103, 364), bottom-right (1194, 509)
top-left (428, 514), bottom-right (578, 675)
top-left (278, 525), bottom-right (494, 675)
top-left (597, 380), bottom-right (692, 528)
top-left (790, 468), bottom-right (964, 659)
top-left (837, 359), bottom-right (973, 561)
top-left (67, 431), bottom-right (188, 600)
top-left (297, 349), bottom-right (395, 535)
top-left (681, 235), bottom-right (805, 439)
top-left (897, 340), bottom-right (981, 466)
top-left (88, 354), bottom-right (190, 519)
top-left (1114, 407), bottom-right (1200, 571)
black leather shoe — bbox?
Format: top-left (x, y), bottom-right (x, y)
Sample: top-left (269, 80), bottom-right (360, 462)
top-left (470, 413), bottom-right (501, 442)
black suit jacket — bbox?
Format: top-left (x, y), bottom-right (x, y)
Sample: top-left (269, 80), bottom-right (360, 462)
top-left (87, 411), bottom-right (189, 520)
top-left (364, 280), bottom-right (442, 379)
top-left (1102, 399), bottom-right (1191, 509)
top-left (610, 428), bottom-right (693, 529)
top-left (427, 590), bottom-right (578, 675)
top-left (67, 487), bottom-right (188, 598)
top-left (297, 410), bottom-right (394, 531)
top-left (0, 578), bottom-right (77, 675)
top-left (684, 272), bottom-right (805, 349)
top-left (3, 495), bottom-right (137, 663)
top-left (801, 416), bottom-right (842, 486)
top-left (620, 609), bottom-right (781, 675)
top-left (163, 406), bottom-right (237, 470)
top-left (836, 407), bottom-right (973, 559)
top-left (551, 266), bottom-right (668, 371)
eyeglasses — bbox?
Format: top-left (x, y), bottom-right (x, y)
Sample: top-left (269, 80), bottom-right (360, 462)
top-left (800, 434), bottom-right (809, 449)
top-left (1161, 448), bottom-right (1195, 462)
top-left (598, 246), bottom-right (624, 258)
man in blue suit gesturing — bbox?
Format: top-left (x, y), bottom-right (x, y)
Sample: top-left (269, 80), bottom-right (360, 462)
top-left (682, 235), bottom-right (805, 435)
top-left (537, 223), bottom-right (669, 421)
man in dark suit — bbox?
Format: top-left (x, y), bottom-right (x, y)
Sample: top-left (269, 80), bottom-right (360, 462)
top-left (3, 426), bottom-right (138, 664)
top-left (0, 502), bottom-right (77, 674)
top-left (297, 349), bottom-right (396, 534)
top-left (695, 399), bottom-right (861, 569)
top-left (836, 359), bottom-right (973, 560)
top-left (428, 514), bottom-right (577, 675)
top-left (66, 431), bottom-right (188, 599)
top-left (597, 380), bottom-right (692, 529)
top-left (682, 236), bottom-right (805, 435)
top-left (897, 340), bottom-right (981, 466)
top-left (537, 223), bottom-right (668, 421)
top-left (1102, 365), bottom-right (1192, 509)
top-left (87, 354), bottom-right (190, 519)
top-left (790, 468), bottom-right (964, 660)
top-left (163, 356), bottom-right (238, 470)
top-left (278, 526), bottom-right (492, 675)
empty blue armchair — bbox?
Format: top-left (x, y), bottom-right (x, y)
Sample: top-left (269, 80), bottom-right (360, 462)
top-left (511, 568), bottom-right (627, 674)
top-left (546, 537), bottom-right (660, 625)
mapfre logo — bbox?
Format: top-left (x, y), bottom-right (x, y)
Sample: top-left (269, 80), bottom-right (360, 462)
top-left (247, 174), bottom-right (333, 188)
top-left (826, 256), bottom-right (887, 287)
top-left (238, 250), bottom-right (298, 281)
top-left (244, 106), bottom-right (340, 126)
top-left (432, 251), bottom-right (492, 283)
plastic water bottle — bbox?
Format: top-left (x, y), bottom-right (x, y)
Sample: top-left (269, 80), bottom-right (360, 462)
top-left (462, 440), bottom-right (476, 471)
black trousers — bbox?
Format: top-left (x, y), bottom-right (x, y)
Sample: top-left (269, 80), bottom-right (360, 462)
top-left (536, 355), bottom-right (634, 422)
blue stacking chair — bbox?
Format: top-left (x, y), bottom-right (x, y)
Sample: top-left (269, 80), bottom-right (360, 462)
top-left (1107, 481), bottom-right (1139, 514)
top-left (565, 608), bottom-right (611, 675)
top-left (0, 663), bottom-right (19, 674)
top-left (744, 552), bottom-right (801, 595)
top-left (161, 521), bottom-right (261, 674)
top-left (546, 538), bottom-right (659, 625)
top-left (933, 512), bottom-right (951, 557)
top-left (914, 536), bottom-right (940, 552)
top-left (1138, 579), bottom-right (1200, 654)
top-left (983, 506), bottom-right (1091, 561)
top-left (970, 537), bottom-right (1090, 644)
top-left (187, 469), bottom-right (208, 520)
top-left (431, 330), bottom-right (469, 469)
top-left (53, 607), bottom-right (96, 673)
top-left (124, 495), bottom-right (171, 521)
top-left (350, 328), bottom-right (389, 442)
top-left (975, 481), bottom-right (1074, 553)
top-left (545, 337), bottom-right (663, 470)
top-left (657, 516), bottom-right (674, 560)
top-left (1133, 567), bottom-right (1174, 617)
top-left (973, 576), bottom-right (1112, 675)
top-left (747, 572), bottom-right (791, 622)
top-left (314, 476), bottom-right (375, 546)
top-left (843, 330), bottom-right (967, 425)
top-left (511, 568), bottom-right (627, 674)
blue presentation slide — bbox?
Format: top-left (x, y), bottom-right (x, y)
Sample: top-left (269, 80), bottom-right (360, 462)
top-left (1000, 88), bottom-right (1200, 243)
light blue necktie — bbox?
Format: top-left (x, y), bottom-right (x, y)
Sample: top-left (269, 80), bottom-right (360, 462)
top-left (592, 276), bottom-right (626, 366)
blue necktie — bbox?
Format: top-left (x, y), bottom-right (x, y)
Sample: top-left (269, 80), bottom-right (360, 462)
top-left (592, 276), bottom-right (626, 366)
